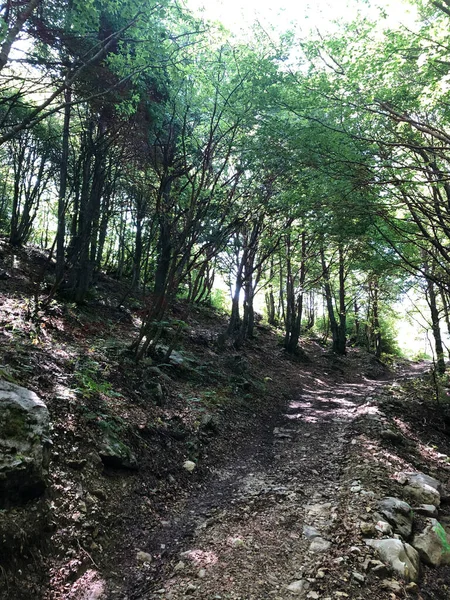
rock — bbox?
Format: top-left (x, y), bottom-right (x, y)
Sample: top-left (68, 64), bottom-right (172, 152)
top-left (309, 537), bottom-right (331, 553)
top-left (380, 429), bottom-right (404, 444)
top-left (183, 460), bottom-right (196, 472)
top-left (381, 579), bottom-right (402, 592)
top-left (136, 551), bottom-right (152, 564)
top-left (350, 485), bottom-right (362, 493)
top-left (400, 472), bottom-right (443, 506)
top-left (306, 593), bottom-right (320, 599)
top-left (360, 522), bottom-right (376, 536)
top-left (411, 518), bottom-right (450, 566)
top-left (352, 571), bottom-right (365, 584)
top-left (99, 435), bottom-right (138, 470)
top-left (154, 383), bottom-right (164, 403)
top-left (174, 561), bottom-right (185, 572)
top-left (0, 380), bottom-right (50, 507)
top-left (197, 569), bottom-right (206, 579)
top-left (375, 520), bottom-right (393, 535)
top-left (303, 525), bottom-right (321, 539)
top-left (365, 538), bottom-right (420, 582)
top-left (200, 413), bottom-right (220, 434)
top-left (370, 561), bottom-right (389, 576)
top-left (156, 346), bottom-right (185, 366)
top-left (92, 488), bottom-right (107, 501)
top-left (378, 497), bottom-right (413, 539)
top-left (287, 580), bottom-right (306, 594)
top-left (415, 504), bottom-right (438, 517)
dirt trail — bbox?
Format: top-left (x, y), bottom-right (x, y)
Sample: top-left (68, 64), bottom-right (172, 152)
top-left (125, 366), bottom-right (425, 600)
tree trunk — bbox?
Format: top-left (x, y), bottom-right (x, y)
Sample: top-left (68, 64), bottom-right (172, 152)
top-left (320, 246), bottom-right (340, 354)
top-left (56, 87), bottom-right (71, 281)
top-left (426, 272), bottom-right (446, 374)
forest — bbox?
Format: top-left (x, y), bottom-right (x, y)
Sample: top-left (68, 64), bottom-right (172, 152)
top-left (3, 1), bottom-right (450, 599)
top-left (1, 0), bottom-right (449, 364)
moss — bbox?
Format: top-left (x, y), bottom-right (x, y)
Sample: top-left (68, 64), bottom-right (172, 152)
top-left (0, 408), bottom-right (28, 439)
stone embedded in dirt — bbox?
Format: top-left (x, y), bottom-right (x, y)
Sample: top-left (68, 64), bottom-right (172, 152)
top-left (303, 524), bottom-right (321, 539)
top-left (309, 537), bottom-right (332, 553)
top-left (287, 580), bottom-right (307, 594)
top-left (273, 427), bottom-right (293, 439)
top-left (352, 571), bottom-right (365, 584)
top-left (136, 551), bottom-right (152, 564)
top-left (174, 560), bottom-right (186, 572)
top-left (365, 538), bottom-right (420, 582)
top-left (350, 485), bottom-right (362, 493)
top-left (183, 460), bottom-right (196, 472)
top-left (306, 502), bottom-right (332, 518)
top-left (369, 560), bottom-right (389, 576)
top-left (377, 497), bottom-right (414, 539)
top-left (380, 429), bottom-right (405, 445)
top-left (381, 579), bottom-right (402, 593)
top-left (197, 569), bottom-right (206, 579)
top-left (360, 521), bottom-right (376, 536)
top-left (400, 472), bottom-right (443, 507)
top-left (0, 379), bottom-right (50, 507)
top-left (411, 518), bottom-right (450, 567)
top-left (306, 592), bottom-right (320, 599)
top-left (99, 435), bottom-right (138, 470)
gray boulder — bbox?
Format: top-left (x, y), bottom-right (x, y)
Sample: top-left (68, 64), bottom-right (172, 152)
top-left (378, 497), bottom-right (414, 539)
top-left (401, 472), bottom-right (443, 507)
top-left (0, 380), bottom-right (50, 506)
top-left (366, 538), bottom-right (420, 582)
top-left (412, 518), bottom-right (450, 567)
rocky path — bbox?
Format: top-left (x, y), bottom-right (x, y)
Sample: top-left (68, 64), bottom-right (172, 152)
top-left (126, 372), bottom-right (405, 600)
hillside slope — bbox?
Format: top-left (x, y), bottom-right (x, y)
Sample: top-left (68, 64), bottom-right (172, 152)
top-left (1, 240), bottom-right (450, 600)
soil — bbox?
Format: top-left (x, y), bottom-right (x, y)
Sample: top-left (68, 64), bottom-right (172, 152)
top-left (1, 239), bottom-right (450, 600)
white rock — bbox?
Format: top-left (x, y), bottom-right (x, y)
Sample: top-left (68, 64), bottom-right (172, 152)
top-left (365, 538), bottom-right (420, 582)
top-left (183, 460), bottom-right (196, 472)
top-left (287, 580), bottom-right (306, 594)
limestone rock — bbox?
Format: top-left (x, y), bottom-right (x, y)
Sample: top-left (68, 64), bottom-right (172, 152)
top-left (381, 580), bottom-right (402, 592)
top-left (303, 524), bottom-right (321, 539)
top-left (309, 537), bottom-right (332, 553)
top-left (0, 380), bottom-right (50, 507)
top-left (352, 571), bottom-right (365, 583)
top-left (99, 435), bottom-right (138, 470)
top-left (136, 551), bottom-right (152, 564)
top-left (183, 460), bottom-right (196, 472)
top-left (287, 580), bottom-right (307, 594)
top-left (412, 518), bottom-right (450, 567)
top-left (400, 472), bottom-right (443, 507)
top-left (378, 497), bottom-right (413, 539)
top-left (365, 538), bottom-right (420, 582)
